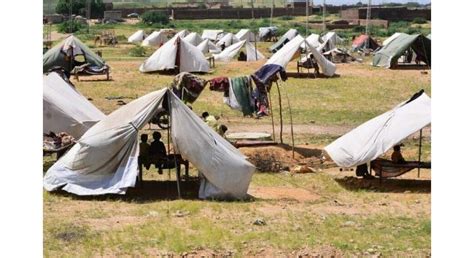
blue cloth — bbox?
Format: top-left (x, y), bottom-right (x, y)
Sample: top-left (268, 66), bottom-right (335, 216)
top-left (253, 64), bottom-right (287, 86)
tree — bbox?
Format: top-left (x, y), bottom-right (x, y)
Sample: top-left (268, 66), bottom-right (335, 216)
top-left (55, 0), bottom-right (105, 18)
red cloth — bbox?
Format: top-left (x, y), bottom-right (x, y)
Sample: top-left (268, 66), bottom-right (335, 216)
top-left (209, 77), bottom-right (230, 96)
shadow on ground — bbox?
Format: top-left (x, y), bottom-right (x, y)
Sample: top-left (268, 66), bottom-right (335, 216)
top-left (335, 176), bottom-right (431, 193)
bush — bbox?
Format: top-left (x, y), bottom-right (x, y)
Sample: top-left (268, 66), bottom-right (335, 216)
top-left (279, 15), bottom-right (294, 20)
top-left (58, 20), bottom-right (85, 33)
top-left (141, 11), bottom-right (169, 25)
top-left (55, 0), bottom-right (105, 18)
top-left (413, 17), bottom-right (427, 24)
top-left (128, 46), bottom-right (146, 57)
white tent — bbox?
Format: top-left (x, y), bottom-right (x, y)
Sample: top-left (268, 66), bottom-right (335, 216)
top-left (139, 35), bottom-right (210, 73)
top-left (183, 32), bottom-right (204, 46)
top-left (325, 92), bottom-right (431, 168)
top-left (282, 29), bottom-right (299, 41)
top-left (175, 29), bottom-right (189, 38)
top-left (383, 32), bottom-right (402, 46)
top-left (128, 30), bottom-right (146, 43)
top-left (202, 29), bottom-right (224, 41)
top-left (43, 72), bottom-right (105, 139)
top-left (44, 89), bottom-right (255, 199)
top-left (216, 33), bottom-right (240, 48)
top-left (320, 32), bottom-right (344, 52)
top-left (301, 33), bottom-right (321, 48)
top-left (142, 30), bottom-right (168, 47)
top-left (235, 29), bottom-right (256, 42)
top-left (197, 38), bottom-right (221, 54)
top-left (266, 35), bottom-right (337, 77)
top-left (213, 40), bottom-right (265, 62)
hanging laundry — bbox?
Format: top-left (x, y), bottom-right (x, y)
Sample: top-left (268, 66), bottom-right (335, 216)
top-left (252, 64), bottom-right (287, 85)
top-left (230, 76), bottom-right (254, 116)
top-left (250, 76), bottom-right (270, 117)
top-left (209, 76), bottom-right (230, 97)
top-left (169, 72), bottom-right (208, 103)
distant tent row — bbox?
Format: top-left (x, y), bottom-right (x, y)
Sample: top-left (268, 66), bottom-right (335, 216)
top-left (142, 30), bottom-right (168, 47)
top-left (44, 88), bottom-right (255, 199)
top-left (270, 29), bottom-right (299, 53)
top-left (214, 40), bottom-right (265, 62)
top-left (373, 33), bottom-right (431, 68)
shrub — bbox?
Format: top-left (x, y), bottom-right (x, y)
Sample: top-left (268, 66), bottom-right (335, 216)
top-left (128, 45), bottom-right (146, 57)
top-left (279, 15), bottom-right (294, 20)
top-left (58, 20), bottom-right (85, 33)
top-left (413, 17), bottom-right (427, 24)
top-left (141, 11), bottom-right (169, 25)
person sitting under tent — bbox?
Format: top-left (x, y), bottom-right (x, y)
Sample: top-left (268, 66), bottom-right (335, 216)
top-left (138, 134), bottom-right (151, 170)
top-left (391, 144), bottom-right (406, 164)
top-left (238, 51), bottom-right (247, 61)
top-left (217, 124), bottom-right (228, 138)
top-left (149, 131), bottom-right (168, 174)
top-left (202, 112), bottom-right (219, 131)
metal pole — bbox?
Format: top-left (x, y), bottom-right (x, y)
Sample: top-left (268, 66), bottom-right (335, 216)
top-left (270, 0), bottom-right (274, 26)
top-left (418, 129), bottom-right (423, 178)
top-left (305, 0), bottom-right (309, 37)
top-left (322, 0), bottom-right (326, 32)
top-left (365, 0), bottom-right (372, 49)
top-left (69, 0), bottom-right (73, 34)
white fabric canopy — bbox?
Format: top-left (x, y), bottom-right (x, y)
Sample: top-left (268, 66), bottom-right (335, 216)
top-left (383, 32), bottom-right (402, 46)
top-left (183, 32), bottom-right (204, 46)
top-left (43, 72), bottom-right (105, 139)
top-left (281, 29), bottom-right (299, 41)
top-left (44, 89), bottom-right (255, 199)
top-left (142, 30), bottom-right (168, 47)
top-left (325, 92), bottom-right (431, 168)
top-left (266, 35), bottom-right (337, 77)
top-left (128, 30), bottom-right (145, 43)
top-left (301, 34), bottom-right (321, 48)
top-left (320, 32), bottom-right (344, 51)
top-left (139, 35), bottom-right (210, 73)
top-left (197, 39), bottom-right (221, 54)
top-left (235, 29), bottom-right (256, 42)
top-left (216, 33), bottom-right (239, 48)
top-left (202, 29), bottom-right (224, 41)
top-left (175, 30), bottom-right (189, 38)
top-left (213, 40), bottom-right (265, 62)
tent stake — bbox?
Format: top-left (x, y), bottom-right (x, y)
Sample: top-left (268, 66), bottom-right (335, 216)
top-left (276, 81), bottom-right (283, 144)
top-left (418, 129), bottom-right (423, 178)
top-left (267, 86), bottom-right (276, 142)
top-left (286, 92), bottom-right (295, 159)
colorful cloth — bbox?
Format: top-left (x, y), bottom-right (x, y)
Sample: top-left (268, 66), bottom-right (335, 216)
top-left (209, 77), bottom-right (230, 97)
top-left (230, 76), bottom-right (254, 116)
top-left (253, 64), bottom-right (287, 85)
top-left (169, 72), bottom-right (208, 103)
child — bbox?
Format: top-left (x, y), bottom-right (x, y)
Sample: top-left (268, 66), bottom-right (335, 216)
top-left (139, 134), bottom-right (151, 170)
top-left (391, 144), bottom-right (406, 164)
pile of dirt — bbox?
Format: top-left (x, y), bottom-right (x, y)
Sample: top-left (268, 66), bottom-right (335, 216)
top-left (239, 144), bottom-right (335, 172)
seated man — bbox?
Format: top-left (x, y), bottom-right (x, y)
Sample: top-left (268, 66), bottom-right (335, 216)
top-left (138, 134), bottom-right (151, 170)
top-left (150, 131), bottom-right (168, 174)
top-left (391, 144), bottom-right (406, 164)
top-left (237, 51), bottom-right (247, 61)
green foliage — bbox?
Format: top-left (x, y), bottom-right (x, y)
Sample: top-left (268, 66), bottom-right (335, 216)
top-left (141, 11), bottom-right (169, 25)
top-left (128, 45), bottom-right (146, 57)
top-left (55, 0), bottom-right (105, 18)
top-left (57, 20), bottom-right (85, 33)
top-left (413, 17), bottom-right (427, 24)
top-left (279, 15), bottom-right (294, 21)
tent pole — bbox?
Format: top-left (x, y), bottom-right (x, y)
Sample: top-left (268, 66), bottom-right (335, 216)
top-left (286, 92), bottom-right (295, 159)
top-left (276, 81), bottom-right (283, 144)
top-left (167, 92), bottom-right (181, 199)
top-left (267, 86), bottom-right (276, 142)
top-left (418, 129), bottom-right (422, 178)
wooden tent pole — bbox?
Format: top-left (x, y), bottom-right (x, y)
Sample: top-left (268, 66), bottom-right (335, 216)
top-left (267, 86), bottom-right (276, 141)
top-left (418, 129), bottom-right (423, 178)
top-left (167, 92), bottom-right (181, 198)
top-left (276, 81), bottom-right (283, 144)
top-left (286, 92), bottom-right (295, 159)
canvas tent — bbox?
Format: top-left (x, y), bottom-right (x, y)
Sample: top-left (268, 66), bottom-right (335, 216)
top-left (216, 33), bottom-right (240, 48)
top-left (43, 35), bottom-right (107, 73)
top-left (269, 28), bottom-right (299, 53)
top-left (259, 26), bottom-right (277, 41)
top-left (197, 39), bottom-right (221, 54)
top-left (352, 34), bottom-right (380, 51)
top-left (142, 30), bottom-right (168, 47)
top-left (266, 35), bottom-right (337, 77)
top-left (43, 72), bottom-right (105, 139)
top-left (213, 40), bottom-right (265, 62)
top-left (300, 33), bottom-right (321, 49)
top-left (175, 29), bottom-right (189, 38)
top-left (382, 32), bottom-right (402, 46)
top-left (43, 88), bottom-right (255, 199)
top-left (235, 29), bottom-right (256, 42)
top-left (128, 30), bottom-right (146, 43)
top-left (325, 91), bottom-right (431, 168)
top-left (184, 32), bottom-right (204, 46)
top-left (373, 33), bottom-right (431, 68)
top-left (202, 29), bottom-right (224, 41)
top-left (139, 35), bottom-right (210, 73)
top-left (426, 34), bottom-right (431, 40)
top-left (320, 32), bottom-right (344, 52)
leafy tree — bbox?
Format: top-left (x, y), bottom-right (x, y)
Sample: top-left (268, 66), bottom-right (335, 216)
top-left (55, 0), bottom-right (105, 18)
top-left (141, 11), bottom-right (169, 25)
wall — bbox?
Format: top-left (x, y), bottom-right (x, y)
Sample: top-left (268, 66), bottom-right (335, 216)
top-left (340, 7), bottom-right (431, 22)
